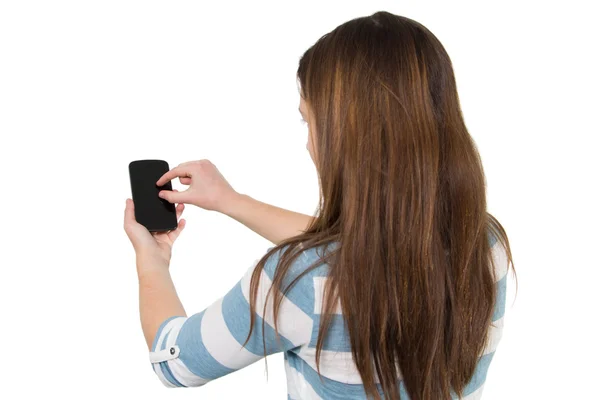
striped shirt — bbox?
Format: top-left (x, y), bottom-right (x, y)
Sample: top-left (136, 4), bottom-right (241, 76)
top-left (149, 232), bottom-right (508, 399)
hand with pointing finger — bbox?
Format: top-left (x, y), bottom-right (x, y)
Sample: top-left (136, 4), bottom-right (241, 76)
top-left (156, 159), bottom-right (238, 213)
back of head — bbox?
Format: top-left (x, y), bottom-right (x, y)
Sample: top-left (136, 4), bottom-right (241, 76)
top-left (251, 11), bottom-right (515, 400)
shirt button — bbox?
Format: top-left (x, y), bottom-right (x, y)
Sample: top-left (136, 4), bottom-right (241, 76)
top-left (170, 347), bottom-right (175, 355)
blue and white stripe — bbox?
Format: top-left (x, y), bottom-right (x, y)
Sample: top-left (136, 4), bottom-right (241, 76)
top-left (150, 231), bottom-right (509, 399)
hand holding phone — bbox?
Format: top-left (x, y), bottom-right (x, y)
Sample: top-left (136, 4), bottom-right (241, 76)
top-left (128, 159), bottom-right (178, 232)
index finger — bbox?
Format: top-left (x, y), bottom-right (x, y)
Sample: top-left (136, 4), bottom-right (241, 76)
top-left (156, 166), bottom-right (192, 186)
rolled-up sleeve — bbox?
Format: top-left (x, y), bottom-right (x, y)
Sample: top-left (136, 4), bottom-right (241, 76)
top-left (150, 315), bottom-right (208, 388)
top-left (148, 248), bottom-right (315, 388)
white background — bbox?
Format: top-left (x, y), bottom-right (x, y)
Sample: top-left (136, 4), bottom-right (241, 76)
top-left (1, 1), bottom-right (598, 399)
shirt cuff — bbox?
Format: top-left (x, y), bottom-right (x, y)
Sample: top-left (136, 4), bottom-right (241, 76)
top-left (149, 316), bottom-right (187, 388)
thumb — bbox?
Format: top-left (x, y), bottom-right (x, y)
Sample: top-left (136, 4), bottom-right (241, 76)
top-left (124, 198), bottom-right (136, 224)
top-left (158, 189), bottom-right (190, 204)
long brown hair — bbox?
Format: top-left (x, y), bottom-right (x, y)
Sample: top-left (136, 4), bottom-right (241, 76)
top-left (245, 11), bottom-right (515, 400)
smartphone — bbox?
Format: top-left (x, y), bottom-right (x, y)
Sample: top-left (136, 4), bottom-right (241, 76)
top-left (128, 159), bottom-right (178, 232)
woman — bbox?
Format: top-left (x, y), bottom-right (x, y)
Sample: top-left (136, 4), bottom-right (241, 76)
top-left (124, 10), bottom-right (514, 400)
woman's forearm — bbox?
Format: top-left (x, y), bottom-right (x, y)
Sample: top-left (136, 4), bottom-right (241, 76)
top-left (137, 256), bottom-right (187, 351)
top-left (222, 193), bottom-right (315, 244)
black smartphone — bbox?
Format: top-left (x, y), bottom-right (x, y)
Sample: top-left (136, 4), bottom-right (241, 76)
top-left (128, 159), bottom-right (178, 232)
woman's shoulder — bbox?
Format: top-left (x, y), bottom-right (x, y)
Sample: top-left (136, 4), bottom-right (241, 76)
top-left (261, 241), bottom-right (338, 292)
top-left (250, 242), bottom-right (338, 319)
top-left (265, 241), bottom-right (337, 272)
top-left (297, 241), bottom-right (339, 274)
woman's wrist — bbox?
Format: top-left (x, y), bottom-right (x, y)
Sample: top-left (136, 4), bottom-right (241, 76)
top-left (219, 191), bottom-right (246, 217)
top-left (136, 251), bottom-right (170, 281)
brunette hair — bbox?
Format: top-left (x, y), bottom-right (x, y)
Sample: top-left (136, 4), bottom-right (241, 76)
top-left (245, 11), bottom-right (515, 400)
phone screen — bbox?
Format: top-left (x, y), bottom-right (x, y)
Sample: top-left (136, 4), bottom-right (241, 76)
top-left (128, 159), bottom-right (178, 232)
